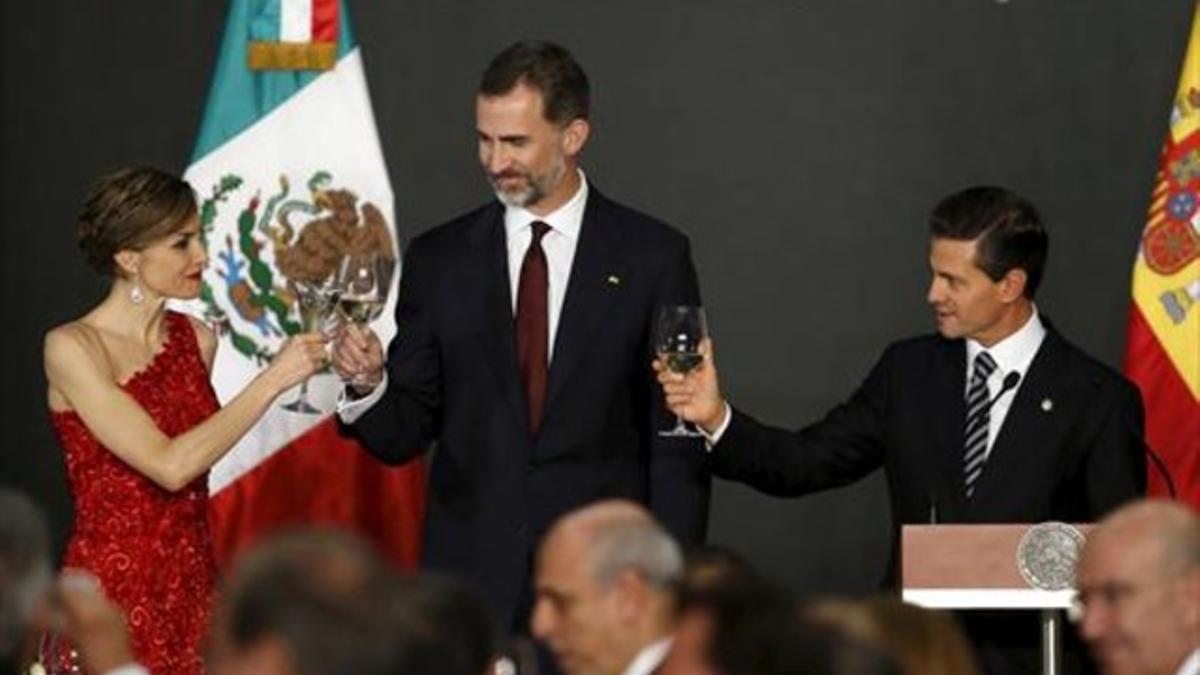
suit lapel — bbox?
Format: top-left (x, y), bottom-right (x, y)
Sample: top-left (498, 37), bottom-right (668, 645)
top-left (471, 206), bottom-right (527, 425)
top-left (970, 329), bottom-right (1064, 507)
top-left (932, 337), bottom-right (970, 515)
top-left (544, 191), bottom-right (625, 419)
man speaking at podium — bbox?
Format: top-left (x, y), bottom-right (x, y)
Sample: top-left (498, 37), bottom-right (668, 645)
top-left (657, 185), bottom-right (1147, 673)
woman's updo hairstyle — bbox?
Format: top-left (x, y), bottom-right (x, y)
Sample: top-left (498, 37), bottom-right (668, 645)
top-left (76, 166), bottom-right (197, 276)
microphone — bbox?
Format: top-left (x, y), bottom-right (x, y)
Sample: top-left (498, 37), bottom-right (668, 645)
top-left (929, 373), bottom-right (1022, 521)
top-left (965, 371), bottom-right (1022, 426)
top-left (1145, 442), bottom-right (1178, 499)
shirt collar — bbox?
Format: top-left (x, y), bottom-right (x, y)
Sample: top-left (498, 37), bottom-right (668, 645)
top-left (620, 636), bottom-right (673, 675)
top-left (966, 305), bottom-right (1045, 375)
top-left (503, 169), bottom-right (588, 241)
top-left (1175, 648), bottom-right (1200, 675)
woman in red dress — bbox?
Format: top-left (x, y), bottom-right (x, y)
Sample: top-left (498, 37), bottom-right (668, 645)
top-left (43, 166), bottom-right (327, 675)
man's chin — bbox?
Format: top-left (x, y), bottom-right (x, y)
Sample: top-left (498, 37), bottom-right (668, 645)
top-left (494, 188), bottom-right (536, 209)
top-left (933, 317), bottom-right (962, 339)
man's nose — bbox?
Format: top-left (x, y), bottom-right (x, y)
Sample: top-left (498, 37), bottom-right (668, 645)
top-left (926, 278), bottom-right (942, 305)
top-left (530, 599), bottom-right (553, 639)
top-left (1077, 603), bottom-right (1108, 642)
top-left (485, 145), bottom-right (509, 174)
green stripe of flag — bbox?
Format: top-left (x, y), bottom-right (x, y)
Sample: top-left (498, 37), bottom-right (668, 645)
top-left (190, 0), bottom-right (357, 163)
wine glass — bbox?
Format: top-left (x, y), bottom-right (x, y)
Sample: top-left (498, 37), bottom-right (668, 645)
top-left (37, 631), bottom-right (83, 674)
top-left (335, 251), bottom-right (396, 386)
top-left (281, 276), bottom-right (340, 414)
top-left (655, 304), bottom-right (707, 437)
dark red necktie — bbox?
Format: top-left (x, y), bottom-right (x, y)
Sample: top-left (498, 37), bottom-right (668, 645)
top-left (516, 221), bottom-right (550, 434)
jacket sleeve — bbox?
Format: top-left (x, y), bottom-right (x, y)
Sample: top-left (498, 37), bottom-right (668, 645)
top-left (1076, 374), bottom-right (1147, 518)
top-left (706, 344), bottom-right (897, 498)
top-left (342, 235), bottom-right (441, 465)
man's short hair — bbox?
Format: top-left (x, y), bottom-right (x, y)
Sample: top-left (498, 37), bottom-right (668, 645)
top-left (479, 40), bottom-right (590, 124)
top-left (585, 510), bottom-right (683, 591)
top-left (0, 489), bottom-right (51, 664)
top-left (386, 573), bottom-right (496, 675)
top-left (218, 529), bottom-right (402, 675)
top-left (929, 186), bottom-right (1048, 298)
top-left (219, 529), bottom-right (497, 675)
top-left (687, 577), bottom-right (902, 675)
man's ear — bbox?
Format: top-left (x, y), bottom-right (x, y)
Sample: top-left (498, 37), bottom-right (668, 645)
top-left (113, 250), bottom-right (140, 278)
top-left (613, 569), bottom-right (648, 620)
top-left (998, 267), bottom-right (1028, 303)
top-left (561, 118), bottom-right (590, 158)
top-left (1180, 568), bottom-right (1200, 630)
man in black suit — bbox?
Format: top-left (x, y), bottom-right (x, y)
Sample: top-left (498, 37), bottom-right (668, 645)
top-left (333, 40), bottom-right (709, 634)
top-left (657, 185), bottom-right (1146, 673)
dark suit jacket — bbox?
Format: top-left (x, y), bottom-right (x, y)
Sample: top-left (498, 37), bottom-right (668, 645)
top-left (708, 327), bottom-right (1146, 531)
top-left (347, 188), bottom-right (710, 628)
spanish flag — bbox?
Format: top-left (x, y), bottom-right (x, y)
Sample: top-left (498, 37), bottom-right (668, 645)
top-left (1125, 3), bottom-right (1200, 509)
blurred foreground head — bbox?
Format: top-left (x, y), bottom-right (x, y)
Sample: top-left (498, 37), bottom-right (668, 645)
top-left (532, 500), bottom-right (682, 675)
top-left (209, 528), bottom-right (495, 675)
top-left (807, 596), bottom-right (980, 675)
top-left (661, 548), bottom-right (902, 675)
top-left (0, 489), bottom-right (51, 671)
top-left (1074, 499), bottom-right (1200, 675)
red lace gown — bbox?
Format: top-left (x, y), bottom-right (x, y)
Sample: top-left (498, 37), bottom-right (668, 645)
top-left (49, 311), bottom-right (220, 675)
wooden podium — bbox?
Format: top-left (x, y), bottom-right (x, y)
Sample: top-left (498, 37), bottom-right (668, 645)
top-left (900, 524), bottom-right (1090, 675)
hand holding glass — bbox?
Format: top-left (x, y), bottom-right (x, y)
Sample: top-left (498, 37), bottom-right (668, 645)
top-left (655, 305), bottom-right (707, 437)
top-left (336, 251), bottom-right (395, 386)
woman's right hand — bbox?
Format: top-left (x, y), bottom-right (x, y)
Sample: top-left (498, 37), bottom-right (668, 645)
top-left (264, 333), bottom-right (329, 393)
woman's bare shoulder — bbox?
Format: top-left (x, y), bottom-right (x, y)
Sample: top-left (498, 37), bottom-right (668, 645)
top-left (183, 314), bottom-right (217, 368)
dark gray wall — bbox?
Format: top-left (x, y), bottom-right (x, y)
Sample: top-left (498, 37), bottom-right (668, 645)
top-left (2, 1), bottom-right (1189, 594)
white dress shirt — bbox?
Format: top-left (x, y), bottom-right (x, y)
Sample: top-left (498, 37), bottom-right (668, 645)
top-left (620, 637), bottom-right (673, 675)
top-left (503, 170), bottom-right (587, 361)
top-left (702, 307), bottom-right (1047, 450)
top-left (1175, 648), bottom-right (1200, 675)
top-left (963, 307), bottom-right (1046, 461)
top-left (337, 171), bottom-right (589, 423)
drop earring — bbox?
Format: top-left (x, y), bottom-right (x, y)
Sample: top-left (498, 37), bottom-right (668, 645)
top-left (130, 277), bottom-right (145, 305)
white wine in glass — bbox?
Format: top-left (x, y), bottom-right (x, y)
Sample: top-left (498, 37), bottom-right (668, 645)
top-left (655, 304), bottom-right (707, 438)
top-left (336, 251), bottom-right (396, 386)
top-left (281, 277), bottom-right (340, 415)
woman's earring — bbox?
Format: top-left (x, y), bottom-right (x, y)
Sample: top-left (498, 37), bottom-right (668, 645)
top-left (130, 278), bottom-right (145, 305)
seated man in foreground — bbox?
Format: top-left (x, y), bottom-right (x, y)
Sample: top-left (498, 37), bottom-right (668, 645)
top-left (1074, 499), bottom-right (1199, 675)
top-left (531, 500), bottom-right (680, 675)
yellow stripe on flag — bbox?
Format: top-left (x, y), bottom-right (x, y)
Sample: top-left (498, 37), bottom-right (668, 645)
top-left (1171, 4), bottom-right (1200, 144)
top-left (1132, 257), bottom-right (1200, 400)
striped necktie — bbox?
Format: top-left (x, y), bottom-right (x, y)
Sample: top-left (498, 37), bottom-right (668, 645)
top-left (963, 350), bottom-right (997, 499)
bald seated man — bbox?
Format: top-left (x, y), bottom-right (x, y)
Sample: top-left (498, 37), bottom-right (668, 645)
top-left (532, 500), bottom-right (681, 675)
top-left (1074, 499), bottom-right (1200, 675)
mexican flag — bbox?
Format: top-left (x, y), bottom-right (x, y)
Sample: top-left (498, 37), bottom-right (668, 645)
top-left (182, 0), bottom-right (425, 566)
top-left (1124, 2), bottom-right (1200, 509)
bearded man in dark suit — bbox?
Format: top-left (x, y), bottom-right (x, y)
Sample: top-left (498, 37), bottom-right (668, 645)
top-left (333, 40), bottom-right (709, 635)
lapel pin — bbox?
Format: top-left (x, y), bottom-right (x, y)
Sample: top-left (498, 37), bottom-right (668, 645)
top-left (606, 275), bottom-right (621, 286)
top-left (1040, 397), bottom-right (1053, 412)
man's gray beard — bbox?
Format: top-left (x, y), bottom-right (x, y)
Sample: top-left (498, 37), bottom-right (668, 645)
top-left (491, 156), bottom-right (566, 209)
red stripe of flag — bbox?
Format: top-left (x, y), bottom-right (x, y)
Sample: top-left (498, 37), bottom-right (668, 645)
top-left (1124, 304), bottom-right (1200, 507)
top-left (209, 417), bottom-right (425, 569)
top-left (311, 0), bottom-right (338, 43)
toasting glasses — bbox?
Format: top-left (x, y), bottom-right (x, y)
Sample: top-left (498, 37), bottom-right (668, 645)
top-left (335, 251), bottom-right (396, 386)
